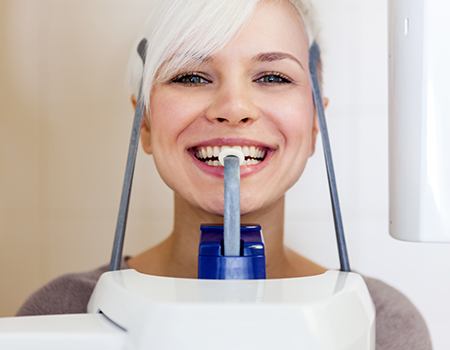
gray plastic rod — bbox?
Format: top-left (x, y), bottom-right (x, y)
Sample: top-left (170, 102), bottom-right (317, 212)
top-left (223, 156), bottom-right (241, 256)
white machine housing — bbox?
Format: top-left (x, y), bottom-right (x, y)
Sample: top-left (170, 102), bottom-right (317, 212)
top-left (0, 270), bottom-right (375, 350)
top-left (389, 0), bottom-right (450, 242)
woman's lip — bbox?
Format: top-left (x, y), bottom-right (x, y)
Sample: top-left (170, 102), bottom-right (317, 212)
top-left (187, 137), bottom-right (277, 150)
top-left (188, 148), bottom-right (275, 178)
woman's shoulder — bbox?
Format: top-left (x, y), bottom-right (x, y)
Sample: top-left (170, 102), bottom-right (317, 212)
top-left (16, 264), bottom-right (109, 316)
top-left (363, 276), bottom-right (433, 350)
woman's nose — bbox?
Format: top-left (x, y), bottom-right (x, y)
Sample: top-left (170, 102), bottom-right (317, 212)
top-left (205, 83), bottom-right (259, 126)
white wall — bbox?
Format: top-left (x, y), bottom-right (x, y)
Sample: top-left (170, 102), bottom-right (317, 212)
top-left (286, 1), bottom-right (450, 348)
top-left (0, 0), bottom-right (448, 348)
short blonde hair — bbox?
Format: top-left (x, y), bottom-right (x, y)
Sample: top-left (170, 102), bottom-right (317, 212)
top-left (127, 0), bottom-right (319, 108)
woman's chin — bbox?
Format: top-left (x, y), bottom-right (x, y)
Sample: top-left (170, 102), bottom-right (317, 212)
top-left (197, 199), bottom-right (265, 219)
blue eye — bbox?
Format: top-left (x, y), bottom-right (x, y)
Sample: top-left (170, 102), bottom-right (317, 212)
top-left (171, 73), bottom-right (210, 85)
top-left (256, 73), bottom-right (291, 84)
top-left (170, 72), bottom-right (292, 85)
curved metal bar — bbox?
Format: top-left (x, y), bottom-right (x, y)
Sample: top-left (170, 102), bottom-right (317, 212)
top-left (109, 39), bottom-right (147, 271)
top-left (309, 42), bottom-right (351, 272)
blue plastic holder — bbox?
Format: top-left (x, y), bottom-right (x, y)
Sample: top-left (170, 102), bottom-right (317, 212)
top-left (198, 224), bottom-right (266, 280)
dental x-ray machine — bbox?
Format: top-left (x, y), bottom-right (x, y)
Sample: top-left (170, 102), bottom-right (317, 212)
top-left (1, 1), bottom-right (448, 349)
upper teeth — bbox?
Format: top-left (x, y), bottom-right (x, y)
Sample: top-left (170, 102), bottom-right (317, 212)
top-left (195, 145), bottom-right (266, 160)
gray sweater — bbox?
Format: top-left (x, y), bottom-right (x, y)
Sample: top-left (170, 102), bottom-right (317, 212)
top-left (17, 264), bottom-right (432, 350)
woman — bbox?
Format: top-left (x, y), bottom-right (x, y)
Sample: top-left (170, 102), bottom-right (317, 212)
top-left (18, 0), bottom-right (432, 348)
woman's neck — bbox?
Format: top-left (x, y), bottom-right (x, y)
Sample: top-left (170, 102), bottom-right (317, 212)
top-left (169, 193), bottom-right (287, 277)
top-left (127, 193), bottom-right (326, 278)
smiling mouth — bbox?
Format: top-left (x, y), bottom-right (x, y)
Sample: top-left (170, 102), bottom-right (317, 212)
top-left (190, 145), bottom-right (269, 167)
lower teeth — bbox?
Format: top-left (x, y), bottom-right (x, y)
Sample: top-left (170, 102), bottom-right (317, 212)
top-left (205, 160), bottom-right (220, 166)
top-left (205, 159), bottom-right (262, 166)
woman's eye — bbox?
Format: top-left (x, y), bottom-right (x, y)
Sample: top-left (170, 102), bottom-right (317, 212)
top-left (256, 73), bottom-right (292, 84)
top-left (171, 73), bottom-right (210, 85)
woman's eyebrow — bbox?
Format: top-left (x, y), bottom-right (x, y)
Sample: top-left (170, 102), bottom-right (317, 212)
top-left (252, 52), bottom-right (305, 71)
top-left (200, 51), bottom-right (305, 71)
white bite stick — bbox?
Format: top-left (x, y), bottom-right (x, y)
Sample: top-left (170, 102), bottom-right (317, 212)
top-left (218, 148), bottom-right (245, 167)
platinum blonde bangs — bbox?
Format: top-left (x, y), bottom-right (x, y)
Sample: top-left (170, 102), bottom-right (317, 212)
top-left (127, 0), bottom-right (318, 108)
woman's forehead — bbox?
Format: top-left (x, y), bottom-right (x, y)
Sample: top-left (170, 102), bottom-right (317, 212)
top-left (219, 1), bottom-right (309, 56)
top-left (163, 1), bottom-right (309, 73)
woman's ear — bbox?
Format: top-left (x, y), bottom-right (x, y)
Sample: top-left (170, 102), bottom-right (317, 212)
top-left (131, 95), bottom-right (137, 109)
top-left (310, 97), bottom-right (330, 156)
top-left (131, 95), bottom-right (152, 155)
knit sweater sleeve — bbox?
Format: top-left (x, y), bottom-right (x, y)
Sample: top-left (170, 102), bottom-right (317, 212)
top-left (16, 265), bottom-right (107, 316)
top-left (364, 277), bottom-right (433, 350)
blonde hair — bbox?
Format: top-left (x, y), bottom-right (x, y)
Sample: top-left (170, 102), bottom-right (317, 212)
top-left (127, 0), bottom-right (319, 108)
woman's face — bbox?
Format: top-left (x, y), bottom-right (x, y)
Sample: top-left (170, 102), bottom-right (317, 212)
top-left (142, 0), bottom-right (317, 216)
